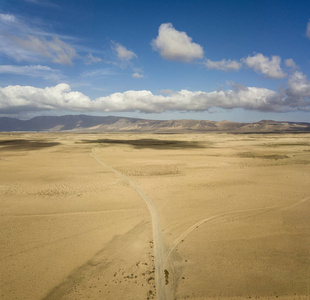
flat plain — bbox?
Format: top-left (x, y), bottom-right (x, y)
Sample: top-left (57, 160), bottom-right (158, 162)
top-left (0, 132), bottom-right (309, 300)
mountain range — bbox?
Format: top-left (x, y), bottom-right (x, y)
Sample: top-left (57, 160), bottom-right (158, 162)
top-left (0, 115), bottom-right (310, 133)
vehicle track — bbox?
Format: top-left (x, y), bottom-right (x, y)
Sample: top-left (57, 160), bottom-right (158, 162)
top-left (164, 206), bottom-right (277, 265)
top-left (280, 195), bottom-right (310, 211)
top-left (91, 147), bottom-right (309, 299)
top-left (90, 149), bottom-right (174, 300)
top-left (164, 195), bottom-right (310, 265)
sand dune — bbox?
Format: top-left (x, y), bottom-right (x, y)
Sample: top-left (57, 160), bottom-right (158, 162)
top-left (0, 132), bottom-right (309, 299)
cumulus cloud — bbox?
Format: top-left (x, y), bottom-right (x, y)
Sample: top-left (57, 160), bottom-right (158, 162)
top-left (285, 71), bottom-right (310, 110)
top-left (307, 20), bottom-right (310, 38)
top-left (152, 23), bottom-right (203, 62)
top-left (113, 42), bottom-right (137, 61)
top-left (93, 87), bottom-right (284, 113)
top-left (132, 72), bottom-right (144, 78)
top-left (287, 71), bottom-right (310, 96)
top-left (0, 13), bottom-right (77, 64)
top-left (242, 53), bottom-right (287, 79)
top-left (1, 73), bottom-right (310, 115)
top-left (0, 84), bottom-right (90, 114)
top-left (205, 59), bottom-right (242, 71)
top-left (0, 64), bottom-right (63, 80)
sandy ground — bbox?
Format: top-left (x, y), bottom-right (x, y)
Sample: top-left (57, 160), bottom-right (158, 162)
top-left (0, 132), bottom-right (309, 300)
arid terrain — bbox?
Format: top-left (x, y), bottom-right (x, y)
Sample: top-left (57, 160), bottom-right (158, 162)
top-left (0, 132), bottom-right (309, 300)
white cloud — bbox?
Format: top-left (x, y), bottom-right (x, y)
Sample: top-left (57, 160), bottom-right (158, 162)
top-left (242, 53), bottom-right (287, 79)
top-left (0, 64), bottom-right (63, 80)
top-left (0, 13), bottom-right (17, 23)
top-left (85, 53), bottom-right (102, 64)
top-left (284, 58), bottom-right (297, 69)
top-left (12, 35), bottom-right (77, 65)
top-left (205, 59), bottom-right (242, 71)
top-left (93, 87), bottom-right (284, 113)
top-left (306, 20), bottom-right (310, 38)
top-left (152, 23), bottom-right (203, 62)
top-left (0, 84), bottom-right (91, 114)
top-left (132, 72), bottom-right (144, 78)
top-left (113, 42), bottom-right (137, 61)
top-left (0, 13), bottom-right (77, 64)
top-left (1, 75), bottom-right (310, 115)
top-left (287, 71), bottom-right (310, 96)
top-left (81, 68), bottom-right (115, 77)
top-left (285, 71), bottom-right (310, 110)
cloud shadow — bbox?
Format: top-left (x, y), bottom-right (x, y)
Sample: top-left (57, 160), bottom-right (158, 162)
top-left (81, 138), bottom-right (205, 149)
top-left (0, 139), bottom-right (60, 151)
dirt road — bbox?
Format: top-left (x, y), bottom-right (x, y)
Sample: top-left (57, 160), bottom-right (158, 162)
top-left (91, 145), bottom-right (310, 300)
top-left (90, 149), bottom-right (175, 300)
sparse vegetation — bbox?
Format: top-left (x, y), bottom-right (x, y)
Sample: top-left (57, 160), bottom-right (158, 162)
top-left (238, 152), bottom-right (288, 159)
top-left (1, 132), bottom-right (309, 300)
top-left (164, 269), bottom-right (169, 285)
top-left (147, 277), bottom-right (154, 283)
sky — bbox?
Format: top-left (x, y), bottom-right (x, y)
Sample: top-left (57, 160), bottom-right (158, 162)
top-left (1, 0), bottom-right (310, 122)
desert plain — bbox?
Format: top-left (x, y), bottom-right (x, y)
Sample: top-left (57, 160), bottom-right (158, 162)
top-left (0, 132), bottom-right (309, 300)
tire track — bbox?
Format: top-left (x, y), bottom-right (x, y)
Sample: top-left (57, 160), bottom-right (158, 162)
top-left (164, 194), bottom-right (310, 265)
top-left (280, 196), bottom-right (310, 211)
top-left (164, 206), bottom-right (277, 265)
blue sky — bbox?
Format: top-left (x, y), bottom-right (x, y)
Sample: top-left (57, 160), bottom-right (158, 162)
top-left (1, 0), bottom-right (310, 122)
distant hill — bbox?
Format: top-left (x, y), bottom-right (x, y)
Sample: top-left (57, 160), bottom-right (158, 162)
top-left (0, 115), bottom-right (310, 133)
